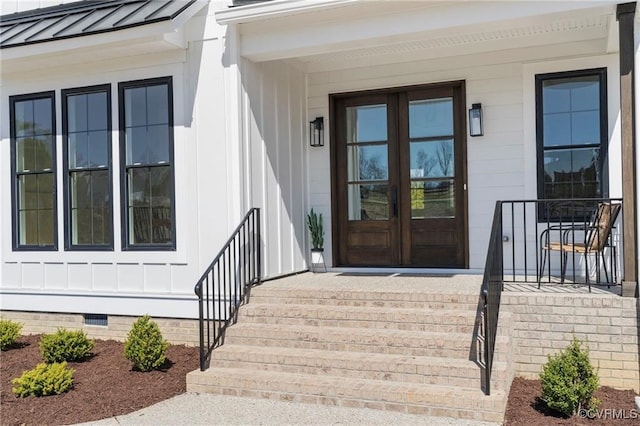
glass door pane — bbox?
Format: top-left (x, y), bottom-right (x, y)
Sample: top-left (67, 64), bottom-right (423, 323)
top-left (408, 98), bottom-right (455, 219)
top-left (346, 104), bottom-right (389, 220)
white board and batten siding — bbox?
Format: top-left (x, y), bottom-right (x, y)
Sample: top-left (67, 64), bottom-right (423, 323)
top-left (241, 59), bottom-right (309, 279)
top-left (0, 3), bottom-right (245, 319)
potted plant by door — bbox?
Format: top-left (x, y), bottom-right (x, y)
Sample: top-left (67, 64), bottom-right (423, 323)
top-left (307, 208), bottom-right (325, 268)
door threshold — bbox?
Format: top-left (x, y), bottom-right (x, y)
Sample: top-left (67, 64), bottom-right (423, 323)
top-left (328, 267), bottom-right (482, 276)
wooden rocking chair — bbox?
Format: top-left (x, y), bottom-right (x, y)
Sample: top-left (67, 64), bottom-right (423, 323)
top-left (538, 201), bottom-right (621, 292)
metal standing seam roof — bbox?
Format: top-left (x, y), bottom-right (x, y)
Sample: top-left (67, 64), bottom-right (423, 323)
top-left (0, 0), bottom-right (200, 49)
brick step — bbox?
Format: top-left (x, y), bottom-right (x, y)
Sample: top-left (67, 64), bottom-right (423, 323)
top-left (187, 367), bottom-right (507, 423)
top-left (222, 323), bottom-right (510, 360)
top-left (239, 304), bottom-right (480, 333)
top-left (248, 287), bottom-right (481, 310)
top-left (209, 344), bottom-right (511, 391)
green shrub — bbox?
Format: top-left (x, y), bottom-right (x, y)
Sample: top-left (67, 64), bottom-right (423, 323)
top-left (39, 328), bottom-right (94, 363)
top-left (124, 315), bottom-right (169, 372)
top-left (540, 338), bottom-right (600, 417)
top-left (12, 362), bottom-right (74, 397)
top-left (0, 319), bottom-right (23, 350)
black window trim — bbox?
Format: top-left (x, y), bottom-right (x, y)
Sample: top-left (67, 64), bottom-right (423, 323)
top-left (62, 84), bottom-right (114, 251)
top-left (535, 67), bottom-right (609, 219)
top-left (118, 76), bottom-right (176, 251)
top-left (10, 91), bottom-right (58, 251)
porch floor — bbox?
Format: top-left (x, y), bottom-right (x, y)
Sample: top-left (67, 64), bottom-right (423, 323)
top-left (262, 271), bottom-right (622, 297)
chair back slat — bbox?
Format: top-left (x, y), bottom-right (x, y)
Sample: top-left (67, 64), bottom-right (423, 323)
top-left (586, 202), bottom-right (621, 252)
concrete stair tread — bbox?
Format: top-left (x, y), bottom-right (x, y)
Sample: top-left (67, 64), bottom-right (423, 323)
top-left (211, 344), bottom-right (507, 371)
top-left (189, 367), bottom-right (506, 410)
top-left (226, 321), bottom-right (489, 337)
top-left (242, 303), bottom-right (479, 318)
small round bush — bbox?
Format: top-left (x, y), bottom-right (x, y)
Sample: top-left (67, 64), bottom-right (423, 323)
top-left (39, 328), bottom-right (94, 363)
top-left (540, 338), bottom-right (599, 417)
top-left (0, 319), bottom-right (23, 350)
top-left (124, 315), bottom-right (169, 372)
top-left (12, 362), bottom-right (75, 397)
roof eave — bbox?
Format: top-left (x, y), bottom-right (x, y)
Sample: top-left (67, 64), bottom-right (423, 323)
top-left (215, 0), bottom-right (358, 25)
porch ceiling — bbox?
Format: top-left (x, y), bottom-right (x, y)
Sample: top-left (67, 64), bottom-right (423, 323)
top-left (228, 1), bottom-right (619, 70)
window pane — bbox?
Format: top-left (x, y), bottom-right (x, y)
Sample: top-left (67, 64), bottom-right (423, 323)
top-left (72, 209), bottom-right (93, 245)
top-left (87, 92), bottom-right (108, 131)
top-left (147, 125), bottom-right (170, 164)
top-left (16, 137), bottom-right (35, 172)
top-left (542, 81), bottom-right (571, 114)
top-left (150, 167), bottom-right (172, 243)
top-left (409, 98), bottom-right (453, 138)
top-left (38, 209), bottom-right (55, 245)
top-left (19, 174), bottom-right (38, 209)
top-left (569, 76), bottom-right (599, 111)
top-left (348, 184), bottom-right (388, 220)
top-left (410, 139), bottom-right (454, 178)
top-left (71, 171), bottom-right (91, 208)
top-left (147, 85), bottom-right (168, 125)
top-left (17, 172), bottom-right (53, 245)
top-left (571, 111), bottom-right (600, 145)
top-left (125, 87), bottom-right (147, 127)
top-left (33, 98), bottom-right (52, 135)
top-left (411, 180), bottom-right (455, 219)
top-left (69, 133), bottom-right (88, 169)
top-left (347, 145), bottom-right (388, 181)
top-left (15, 101), bottom-right (34, 137)
top-left (20, 210), bottom-right (38, 245)
top-left (543, 113), bottom-right (571, 147)
top-left (91, 170), bottom-right (111, 245)
top-left (70, 170), bottom-right (111, 246)
top-left (346, 105), bottom-right (387, 143)
top-left (543, 147), bottom-right (600, 199)
top-left (38, 173), bottom-right (54, 209)
top-left (128, 168), bottom-right (151, 244)
top-left (126, 127), bottom-right (147, 165)
top-left (88, 130), bottom-right (108, 167)
top-left (35, 136), bottom-right (54, 171)
top-left (67, 94), bottom-right (88, 133)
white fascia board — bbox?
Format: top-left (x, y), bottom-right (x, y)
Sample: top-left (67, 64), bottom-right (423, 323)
top-left (236, 1), bottom-right (618, 62)
top-left (215, 0), bottom-right (358, 24)
top-left (0, 21), bottom-right (177, 61)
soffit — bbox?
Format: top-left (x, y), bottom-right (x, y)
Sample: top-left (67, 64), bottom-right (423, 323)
top-left (232, 1), bottom-right (618, 64)
top-left (297, 13), bottom-right (613, 72)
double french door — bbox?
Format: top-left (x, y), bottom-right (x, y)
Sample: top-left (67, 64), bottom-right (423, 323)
top-left (331, 82), bottom-right (468, 267)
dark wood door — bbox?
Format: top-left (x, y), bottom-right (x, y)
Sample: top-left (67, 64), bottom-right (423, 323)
top-left (331, 83), bottom-right (467, 267)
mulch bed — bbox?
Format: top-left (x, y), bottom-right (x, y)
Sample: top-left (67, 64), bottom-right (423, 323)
top-left (1, 334), bottom-right (198, 426)
top-left (505, 376), bottom-right (639, 425)
top-left (1, 335), bottom-right (638, 425)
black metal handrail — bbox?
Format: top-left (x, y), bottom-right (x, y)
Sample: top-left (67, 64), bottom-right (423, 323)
top-left (481, 201), bottom-right (503, 396)
top-left (501, 198), bottom-right (623, 288)
top-left (194, 208), bottom-right (261, 371)
top-left (481, 197), bottom-right (623, 394)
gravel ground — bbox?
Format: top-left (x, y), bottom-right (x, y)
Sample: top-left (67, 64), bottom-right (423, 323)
top-left (76, 393), bottom-right (501, 426)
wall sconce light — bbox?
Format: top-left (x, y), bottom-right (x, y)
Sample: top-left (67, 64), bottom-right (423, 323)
top-left (310, 117), bottom-right (324, 147)
top-left (468, 103), bottom-right (483, 137)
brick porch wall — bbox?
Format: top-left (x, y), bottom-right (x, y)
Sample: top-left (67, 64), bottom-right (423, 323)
top-left (0, 311), bottom-right (199, 346)
top-left (501, 293), bottom-right (640, 392)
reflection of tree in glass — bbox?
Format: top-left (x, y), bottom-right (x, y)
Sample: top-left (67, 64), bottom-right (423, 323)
top-left (416, 150), bottom-right (436, 177)
top-left (437, 141), bottom-right (452, 176)
top-left (359, 152), bottom-right (385, 180)
top-left (16, 120), bottom-right (53, 171)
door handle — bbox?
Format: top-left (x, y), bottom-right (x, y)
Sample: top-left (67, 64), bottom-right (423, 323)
top-left (390, 185), bottom-right (398, 218)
